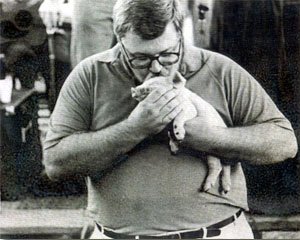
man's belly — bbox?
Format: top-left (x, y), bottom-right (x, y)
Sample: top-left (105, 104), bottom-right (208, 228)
top-left (86, 143), bottom-right (248, 235)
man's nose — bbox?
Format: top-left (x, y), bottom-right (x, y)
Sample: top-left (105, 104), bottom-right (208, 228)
top-left (149, 59), bottom-right (163, 74)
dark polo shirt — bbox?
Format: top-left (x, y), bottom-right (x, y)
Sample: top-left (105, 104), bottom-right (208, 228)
top-left (44, 43), bottom-right (293, 235)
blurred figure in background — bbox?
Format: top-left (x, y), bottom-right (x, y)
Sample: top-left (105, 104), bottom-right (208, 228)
top-left (0, 0), bottom-right (72, 100)
top-left (70, 0), bottom-right (117, 68)
top-left (0, 0), bottom-right (48, 89)
top-left (38, 0), bottom-right (118, 195)
top-left (39, 0), bottom-right (117, 69)
top-left (0, 0), bottom-right (48, 200)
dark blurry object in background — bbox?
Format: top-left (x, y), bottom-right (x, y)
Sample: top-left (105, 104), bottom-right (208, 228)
top-left (0, 0), bottom-right (48, 89)
top-left (208, 0), bottom-right (300, 215)
top-left (1, 0), bottom-right (71, 105)
top-left (5, 41), bottom-right (37, 89)
top-left (0, 89), bottom-right (42, 201)
top-left (0, 0), bottom-right (79, 201)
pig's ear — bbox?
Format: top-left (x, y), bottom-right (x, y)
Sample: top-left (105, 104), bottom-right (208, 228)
top-left (173, 72), bottom-right (186, 89)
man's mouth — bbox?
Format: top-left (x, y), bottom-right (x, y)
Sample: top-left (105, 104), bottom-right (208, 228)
top-left (145, 69), bottom-right (169, 81)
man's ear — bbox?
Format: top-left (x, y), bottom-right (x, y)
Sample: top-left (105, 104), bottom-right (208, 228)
top-left (173, 71), bottom-right (186, 89)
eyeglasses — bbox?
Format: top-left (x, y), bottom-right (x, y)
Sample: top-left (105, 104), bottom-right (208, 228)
top-left (120, 39), bottom-right (182, 69)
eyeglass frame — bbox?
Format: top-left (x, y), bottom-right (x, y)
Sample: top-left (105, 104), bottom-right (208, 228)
top-left (120, 38), bottom-right (182, 69)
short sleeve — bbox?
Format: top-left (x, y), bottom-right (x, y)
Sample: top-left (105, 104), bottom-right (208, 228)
top-left (44, 61), bottom-right (92, 150)
top-left (225, 60), bottom-right (293, 131)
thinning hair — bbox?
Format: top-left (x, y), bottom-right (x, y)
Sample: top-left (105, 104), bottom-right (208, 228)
top-left (113, 0), bottom-right (184, 40)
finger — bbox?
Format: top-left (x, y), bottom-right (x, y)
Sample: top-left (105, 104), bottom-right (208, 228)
top-left (156, 90), bottom-right (179, 111)
top-left (203, 156), bottom-right (222, 192)
top-left (160, 95), bottom-right (180, 115)
top-left (221, 165), bottom-right (231, 195)
top-left (147, 88), bottom-right (176, 107)
top-left (146, 87), bottom-right (169, 103)
top-left (161, 103), bottom-right (183, 125)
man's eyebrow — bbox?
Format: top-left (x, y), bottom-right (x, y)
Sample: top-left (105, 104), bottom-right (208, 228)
top-left (128, 43), bottom-right (178, 56)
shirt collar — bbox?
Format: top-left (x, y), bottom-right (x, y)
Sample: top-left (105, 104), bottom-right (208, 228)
top-left (97, 43), bottom-right (136, 81)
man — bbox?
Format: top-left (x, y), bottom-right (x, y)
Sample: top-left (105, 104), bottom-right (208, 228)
top-left (43, 0), bottom-right (298, 238)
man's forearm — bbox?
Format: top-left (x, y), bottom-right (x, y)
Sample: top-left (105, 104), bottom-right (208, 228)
top-left (44, 119), bottom-right (147, 180)
top-left (184, 120), bottom-right (298, 165)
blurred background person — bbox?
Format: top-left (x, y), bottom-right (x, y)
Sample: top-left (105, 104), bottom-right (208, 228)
top-left (0, 0), bottom-right (48, 90)
top-left (39, 0), bottom-right (117, 69)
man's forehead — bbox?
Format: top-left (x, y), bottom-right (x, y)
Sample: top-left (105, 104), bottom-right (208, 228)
top-left (122, 23), bottom-right (180, 55)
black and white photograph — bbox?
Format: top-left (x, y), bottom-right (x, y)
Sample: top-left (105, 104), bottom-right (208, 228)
top-left (0, 0), bottom-right (300, 239)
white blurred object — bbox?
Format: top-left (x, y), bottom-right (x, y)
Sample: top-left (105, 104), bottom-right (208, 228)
top-left (39, 0), bottom-right (73, 31)
top-left (15, 77), bottom-right (22, 90)
top-left (34, 72), bottom-right (47, 93)
top-left (38, 108), bottom-right (51, 118)
top-left (0, 74), bottom-right (13, 103)
top-left (183, 15), bottom-right (195, 47)
top-left (60, 1), bottom-right (73, 24)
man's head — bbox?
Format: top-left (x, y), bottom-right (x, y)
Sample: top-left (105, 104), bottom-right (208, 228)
top-left (113, 0), bottom-right (183, 40)
top-left (113, 0), bottom-right (184, 82)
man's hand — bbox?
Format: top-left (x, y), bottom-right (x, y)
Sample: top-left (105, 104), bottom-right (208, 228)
top-left (128, 79), bottom-right (184, 136)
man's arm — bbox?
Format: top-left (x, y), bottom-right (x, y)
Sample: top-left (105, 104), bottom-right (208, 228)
top-left (182, 73), bottom-right (298, 165)
top-left (44, 119), bottom-right (146, 180)
top-left (44, 86), bottom-right (183, 180)
top-left (184, 118), bottom-right (297, 165)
